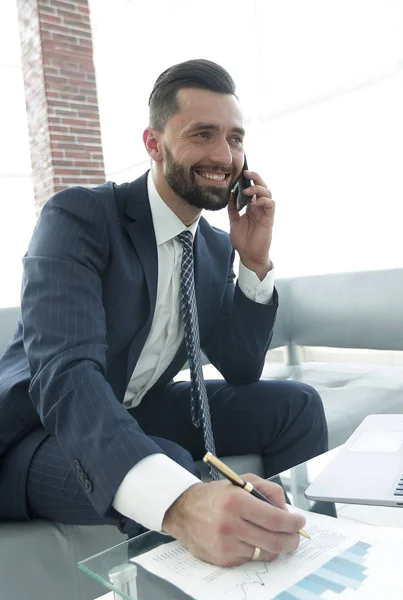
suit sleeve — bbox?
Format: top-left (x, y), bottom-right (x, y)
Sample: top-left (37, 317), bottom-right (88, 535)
top-left (201, 248), bottom-right (278, 385)
top-left (21, 187), bottom-right (168, 519)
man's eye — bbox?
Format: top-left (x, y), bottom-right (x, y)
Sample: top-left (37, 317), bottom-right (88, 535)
top-left (230, 136), bottom-right (243, 146)
top-left (196, 132), bottom-right (211, 139)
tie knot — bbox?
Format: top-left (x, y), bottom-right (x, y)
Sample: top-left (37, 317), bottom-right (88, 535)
top-left (178, 230), bottom-right (193, 252)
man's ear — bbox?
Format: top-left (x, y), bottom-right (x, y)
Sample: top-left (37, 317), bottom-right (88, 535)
top-left (143, 128), bottom-right (163, 162)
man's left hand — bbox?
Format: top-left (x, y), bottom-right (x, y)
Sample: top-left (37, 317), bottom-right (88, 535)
top-left (228, 170), bottom-right (274, 281)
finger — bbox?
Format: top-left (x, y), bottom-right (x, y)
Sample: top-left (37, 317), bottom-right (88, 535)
top-left (246, 198), bottom-right (275, 219)
top-left (248, 197), bottom-right (275, 212)
top-left (239, 477), bottom-right (306, 534)
top-left (244, 170), bottom-right (267, 189)
top-left (241, 496), bottom-right (306, 535)
top-left (238, 541), bottom-right (278, 564)
top-left (246, 474), bottom-right (288, 509)
top-left (254, 550), bottom-right (279, 563)
top-left (242, 184), bottom-right (272, 200)
top-left (238, 520), bottom-right (301, 556)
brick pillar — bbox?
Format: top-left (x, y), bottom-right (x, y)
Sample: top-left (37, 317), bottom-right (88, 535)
top-left (16, 0), bottom-right (105, 212)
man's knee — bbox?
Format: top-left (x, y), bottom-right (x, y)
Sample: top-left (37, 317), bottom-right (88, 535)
top-left (254, 379), bottom-right (323, 409)
top-left (295, 382), bottom-right (328, 451)
top-left (286, 381), bottom-right (326, 430)
top-left (255, 379), bottom-right (327, 438)
top-left (299, 382), bottom-right (326, 422)
top-left (296, 381), bottom-right (324, 410)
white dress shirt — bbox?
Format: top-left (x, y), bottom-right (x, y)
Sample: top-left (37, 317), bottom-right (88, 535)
top-left (113, 172), bottom-right (275, 531)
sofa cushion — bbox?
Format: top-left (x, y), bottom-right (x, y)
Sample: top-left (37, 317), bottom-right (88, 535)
top-left (263, 362), bottom-right (403, 448)
top-left (0, 306), bottom-right (20, 358)
top-left (0, 521), bottom-right (126, 600)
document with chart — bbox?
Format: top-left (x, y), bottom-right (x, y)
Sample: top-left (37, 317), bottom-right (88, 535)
top-left (131, 510), bottom-right (403, 599)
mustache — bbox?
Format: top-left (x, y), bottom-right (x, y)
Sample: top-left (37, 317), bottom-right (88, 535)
top-left (192, 164), bottom-right (236, 175)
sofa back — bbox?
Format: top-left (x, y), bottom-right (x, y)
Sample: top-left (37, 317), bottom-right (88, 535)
top-left (271, 268), bottom-right (403, 353)
top-left (0, 307), bottom-right (20, 357)
top-left (3, 268), bottom-right (403, 361)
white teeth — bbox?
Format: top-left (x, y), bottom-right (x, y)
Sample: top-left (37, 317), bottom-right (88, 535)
top-left (198, 172), bottom-right (226, 181)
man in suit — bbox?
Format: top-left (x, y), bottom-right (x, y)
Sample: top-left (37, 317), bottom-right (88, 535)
top-left (0, 59), bottom-right (327, 567)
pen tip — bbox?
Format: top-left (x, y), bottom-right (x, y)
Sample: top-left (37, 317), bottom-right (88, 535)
top-left (300, 529), bottom-right (310, 540)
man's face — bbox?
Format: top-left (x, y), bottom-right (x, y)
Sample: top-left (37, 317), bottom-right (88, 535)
top-left (158, 88), bottom-right (245, 211)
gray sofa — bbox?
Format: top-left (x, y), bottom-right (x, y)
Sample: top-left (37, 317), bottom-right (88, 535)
top-left (1, 267), bottom-right (403, 599)
top-left (0, 307), bottom-right (263, 600)
top-left (265, 268), bottom-right (403, 448)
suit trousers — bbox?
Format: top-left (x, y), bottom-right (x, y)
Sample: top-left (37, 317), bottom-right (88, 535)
top-left (1, 379), bottom-right (327, 536)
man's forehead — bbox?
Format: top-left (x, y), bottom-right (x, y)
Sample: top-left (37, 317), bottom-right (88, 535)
top-left (173, 88), bottom-right (244, 129)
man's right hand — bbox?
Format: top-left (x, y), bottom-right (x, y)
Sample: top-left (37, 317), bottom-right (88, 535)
top-left (162, 474), bottom-right (306, 567)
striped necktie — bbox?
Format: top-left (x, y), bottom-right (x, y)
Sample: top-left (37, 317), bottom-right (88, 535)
top-left (177, 230), bottom-right (219, 481)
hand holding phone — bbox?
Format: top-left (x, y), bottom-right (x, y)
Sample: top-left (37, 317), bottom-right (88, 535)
top-left (233, 157), bottom-right (253, 211)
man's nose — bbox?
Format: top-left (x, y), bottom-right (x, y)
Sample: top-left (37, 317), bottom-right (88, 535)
top-left (209, 138), bottom-right (232, 167)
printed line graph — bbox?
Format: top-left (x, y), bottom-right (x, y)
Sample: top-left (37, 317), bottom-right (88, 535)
top-left (222, 539), bottom-right (403, 600)
top-left (132, 525), bottom-right (403, 600)
top-left (224, 562), bottom-right (271, 599)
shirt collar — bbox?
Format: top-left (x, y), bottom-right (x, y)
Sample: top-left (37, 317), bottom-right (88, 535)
top-left (147, 171), bottom-right (200, 246)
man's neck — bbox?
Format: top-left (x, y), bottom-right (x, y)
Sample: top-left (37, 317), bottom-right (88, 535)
top-left (151, 166), bottom-right (201, 227)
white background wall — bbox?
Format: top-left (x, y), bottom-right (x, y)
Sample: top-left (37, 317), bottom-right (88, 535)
top-left (1, 0), bottom-right (402, 308)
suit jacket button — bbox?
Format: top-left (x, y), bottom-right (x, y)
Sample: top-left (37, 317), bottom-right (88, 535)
top-left (78, 473), bottom-right (86, 484)
top-left (83, 480), bottom-right (93, 493)
top-left (72, 460), bottom-right (81, 469)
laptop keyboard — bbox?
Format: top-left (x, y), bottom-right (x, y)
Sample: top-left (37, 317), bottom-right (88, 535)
top-left (393, 476), bottom-right (403, 496)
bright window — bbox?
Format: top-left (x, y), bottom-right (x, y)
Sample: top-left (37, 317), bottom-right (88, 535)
top-left (1, 0), bottom-right (402, 308)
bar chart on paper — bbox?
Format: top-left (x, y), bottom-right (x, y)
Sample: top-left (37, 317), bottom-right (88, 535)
top-left (274, 540), bottom-right (402, 599)
top-left (132, 512), bottom-right (403, 600)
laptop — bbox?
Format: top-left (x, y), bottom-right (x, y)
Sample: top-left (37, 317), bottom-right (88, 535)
top-left (305, 414), bottom-right (403, 507)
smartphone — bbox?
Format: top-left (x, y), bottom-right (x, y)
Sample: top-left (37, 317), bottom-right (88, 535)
top-left (233, 157), bottom-right (253, 211)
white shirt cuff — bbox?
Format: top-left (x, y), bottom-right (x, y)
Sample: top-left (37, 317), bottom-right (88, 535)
top-left (238, 262), bottom-right (275, 304)
top-left (112, 453), bottom-right (201, 531)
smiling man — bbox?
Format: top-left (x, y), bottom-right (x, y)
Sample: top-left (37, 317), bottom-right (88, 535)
top-left (153, 92), bottom-right (242, 212)
top-left (0, 59), bottom-right (328, 567)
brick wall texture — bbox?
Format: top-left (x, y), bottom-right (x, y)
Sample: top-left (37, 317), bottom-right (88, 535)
top-left (16, 0), bottom-right (105, 212)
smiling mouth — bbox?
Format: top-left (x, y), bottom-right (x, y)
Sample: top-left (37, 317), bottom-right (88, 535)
top-left (193, 170), bottom-right (231, 184)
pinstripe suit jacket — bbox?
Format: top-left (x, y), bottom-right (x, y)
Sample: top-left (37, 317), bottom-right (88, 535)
top-left (0, 172), bottom-right (278, 518)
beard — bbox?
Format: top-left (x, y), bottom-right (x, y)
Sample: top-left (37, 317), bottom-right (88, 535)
top-left (163, 144), bottom-right (238, 211)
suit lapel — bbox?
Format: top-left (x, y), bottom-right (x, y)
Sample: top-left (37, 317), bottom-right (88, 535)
top-left (125, 174), bottom-right (158, 307)
top-left (124, 174), bottom-right (158, 380)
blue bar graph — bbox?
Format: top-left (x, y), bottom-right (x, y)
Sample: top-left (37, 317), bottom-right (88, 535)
top-left (274, 541), bottom-right (371, 599)
top-left (346, 541), bottom-right (371, 555)
top-left (298, 575), bottom-right (330, 594)
top-left (330, 556), bottom-right (367, 575)
top-left (339, 550), bottom-right (366, 565)
top-left (324, 558), bottom-right (367, 581)
top-left (302, 574), bottom-right (344, 593)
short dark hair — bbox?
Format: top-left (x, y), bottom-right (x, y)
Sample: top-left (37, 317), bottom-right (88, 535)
top-left (148, 59), bottom-right (237, 131)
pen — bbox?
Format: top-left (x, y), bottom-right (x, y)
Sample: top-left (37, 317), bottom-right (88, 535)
top-left (203, 452), bottom-right (310, 540)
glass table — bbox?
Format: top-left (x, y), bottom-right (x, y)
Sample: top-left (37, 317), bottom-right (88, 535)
top-left (78, 448), bottom-right (402, 600)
